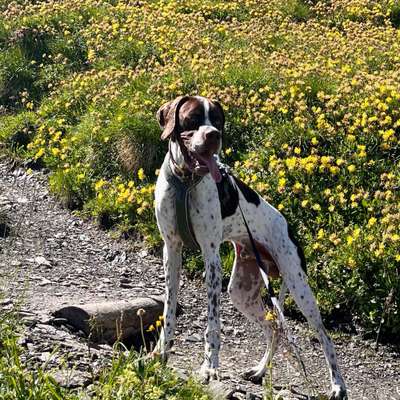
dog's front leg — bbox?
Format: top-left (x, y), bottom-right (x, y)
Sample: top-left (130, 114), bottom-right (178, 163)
top-left (154, 240), bottom-right (182, 360)
top-left (199, 248), bottom-right (222, 382)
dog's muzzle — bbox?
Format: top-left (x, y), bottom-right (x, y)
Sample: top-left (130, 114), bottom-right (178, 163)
top-left (181, 128), bottom-right (222, 182)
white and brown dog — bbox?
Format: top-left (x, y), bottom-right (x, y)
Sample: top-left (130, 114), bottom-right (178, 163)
top-left (154, 95), bottom-right (347, 400)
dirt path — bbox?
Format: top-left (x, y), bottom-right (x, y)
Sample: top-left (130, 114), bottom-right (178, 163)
top-left (1, 158), bottom-right (399, 400)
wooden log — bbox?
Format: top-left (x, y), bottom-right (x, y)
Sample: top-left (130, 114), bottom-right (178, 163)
top-left (53, 296), bottom-right (165, 344)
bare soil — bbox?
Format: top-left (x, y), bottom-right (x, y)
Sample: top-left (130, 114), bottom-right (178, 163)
top-left (1, 158), bottom-right (399, 400)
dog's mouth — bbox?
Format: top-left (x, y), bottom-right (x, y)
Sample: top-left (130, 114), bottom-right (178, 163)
top-left (180, 131), bottom-right (222, 183)
top-left (186, 151), bottom-right (222, 183)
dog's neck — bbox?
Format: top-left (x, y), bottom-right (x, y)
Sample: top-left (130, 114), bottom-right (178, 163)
top-left (168, 140), bottom-right (192, 178)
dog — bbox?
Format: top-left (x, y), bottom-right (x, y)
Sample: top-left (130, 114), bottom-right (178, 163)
top-left (154, 95), bottom-right (347, 400)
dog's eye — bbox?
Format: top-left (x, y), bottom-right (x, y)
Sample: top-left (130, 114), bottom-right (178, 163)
top-left (213, 120), bottom-right (222, 130)
top-left (210, 114), bottom-right (223, 131)
top-left (183, 115), bottom-right (201, 130)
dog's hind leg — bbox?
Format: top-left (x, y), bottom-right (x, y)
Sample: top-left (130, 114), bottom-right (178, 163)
top-left (228, 243), bottom-right (283, 383)
top-left (274, 226), bottom-right (347, 400)
top-left (154, 240), bottom-right (182, 360)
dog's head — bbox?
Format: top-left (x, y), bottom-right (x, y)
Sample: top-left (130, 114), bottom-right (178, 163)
top-left (157, 95), bottom-right (225, 182)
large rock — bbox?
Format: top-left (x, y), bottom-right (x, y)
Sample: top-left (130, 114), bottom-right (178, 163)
top-left (53, 296), bottom-right (166, 344)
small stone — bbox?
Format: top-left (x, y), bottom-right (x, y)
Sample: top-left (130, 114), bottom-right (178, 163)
top-left (52, 370), bottom-right (91, 388)
top-left (208, 381), bottom-right (236, 399)
top-left (35, 256), bottom-right (52, 267)
top-left (120, 282), bottom-right (134, 289)
top-left (21, 316), bottom-right (38, 327)
top-left (0, 298), bottom-right (12, 306)
top-left (39, 277), bottom-right (52, 286)
top-left (138, 250), bottom-right (147, 258)
top-left (245, 393), bottom-right (263, 400)
top-left (185, 333), bottom-right (202, 343)
top-left (172, 367), bottom-right (189, 381)
top-left (40, 352), bottom-right (53, 362)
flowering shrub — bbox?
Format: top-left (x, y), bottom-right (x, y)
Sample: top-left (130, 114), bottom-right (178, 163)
top-left (1, 0), bottom-right (399, 337)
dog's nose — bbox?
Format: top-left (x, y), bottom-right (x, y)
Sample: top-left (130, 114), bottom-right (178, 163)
top-left (205, 129), bottom-right (221, 141)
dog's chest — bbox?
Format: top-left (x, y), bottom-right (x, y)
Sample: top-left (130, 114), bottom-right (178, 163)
top-left (187, 178), bottom-right (223, 241)
top-left (188, 174), bottom-right (248, 242)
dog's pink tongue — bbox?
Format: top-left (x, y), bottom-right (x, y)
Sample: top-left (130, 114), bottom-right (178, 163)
top-left (203, 156), bottom-right (222, 183)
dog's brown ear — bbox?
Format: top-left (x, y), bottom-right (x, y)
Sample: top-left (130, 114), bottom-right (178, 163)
top-left (156, 100), bottom-right (172, 129)
top-left (157, 96), bottom-right (190, 141)
top-left (212, 100), bottom-right (225, 132)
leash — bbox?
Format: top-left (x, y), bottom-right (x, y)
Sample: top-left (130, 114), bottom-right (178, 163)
top-left (223, 168), bottom-right (309, 380)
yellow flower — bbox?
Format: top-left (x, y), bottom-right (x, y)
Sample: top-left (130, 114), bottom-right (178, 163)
top-left (347, 257), bottom-right (356, 268)
top-left (265, 311), bottom-right (277, 321)
top-left (330, 166), bottom-right (340, 175)
top-left (382, 129), bottom-right (395, 141)
top-left (147, 325), bottom-right (155, 332)
top-left (95, 179), bottom-right (106, 191)
top-left (34, 148), bottom-right (45, 159)
top-left (285, 157), bottom-right (297, 170)
top-left (336, 158), bottom-right (345, 166)
top-left (320, 156), bottom-right (332, 165)
top-left (312, 242), bottom-right (321, 250)
top-left (156, 320), bottom-right (162, 328)
top-left (347, 134), bottom-right (356, 142)
top-left (347, 164), bottom-right (356, 173)
top-left (138, 168), bottom-right (145, 181)
top-left (292, 182), bottom-right (302, 193)
top-left (312, 203), bottom-right (321, 211)
top-left (367, 217), bottom-right (377, 227)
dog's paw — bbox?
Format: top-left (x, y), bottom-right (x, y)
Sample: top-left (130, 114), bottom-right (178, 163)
top-left (241, 368), bottom-right (264, 384)
top-left (329, 384), bottom-right (348, 400)
top-left (198, 363), bottom-right (220, 384)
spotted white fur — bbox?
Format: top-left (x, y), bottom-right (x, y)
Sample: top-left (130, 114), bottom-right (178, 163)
top-left (154, 96), bottom-right (347, 400)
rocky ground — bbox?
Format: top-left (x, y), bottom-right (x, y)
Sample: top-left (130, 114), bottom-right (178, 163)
top-left (0, 157), bottom-right (399, 400)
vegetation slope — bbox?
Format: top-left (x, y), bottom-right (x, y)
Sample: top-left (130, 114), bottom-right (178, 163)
top-left (1, 0), bottom-right (400, 339)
